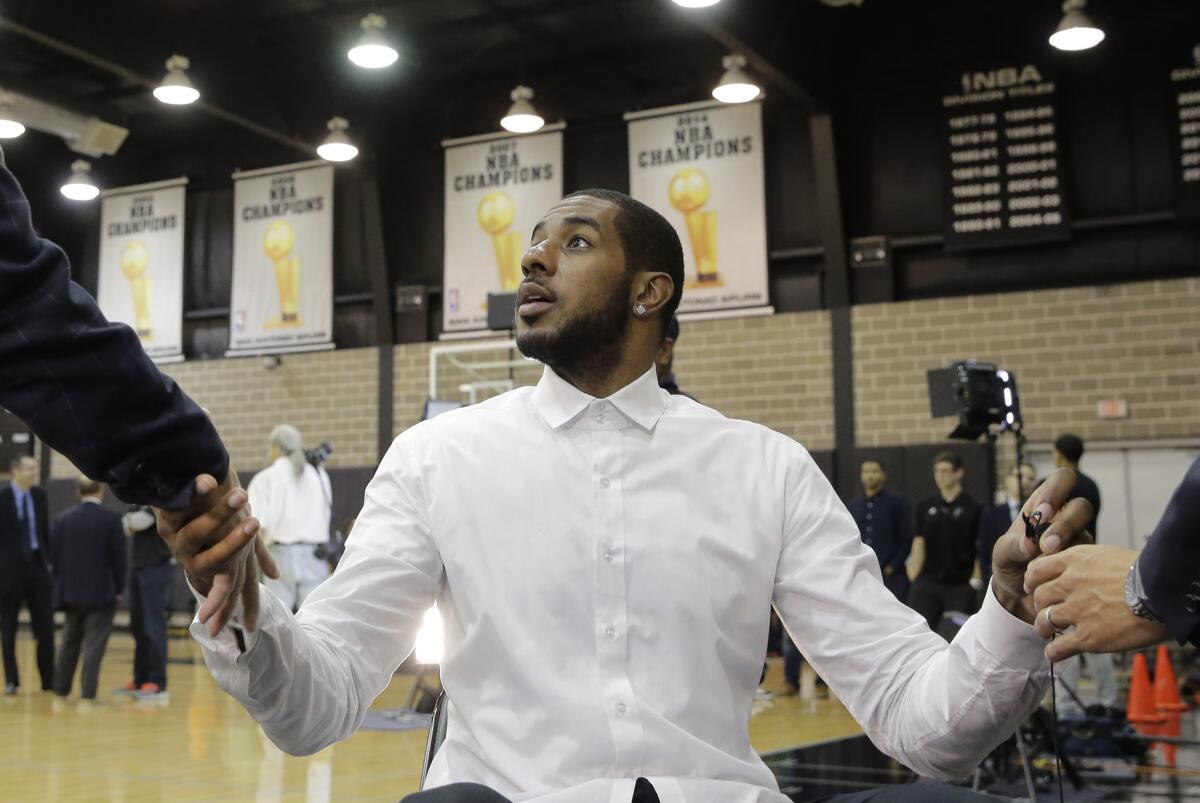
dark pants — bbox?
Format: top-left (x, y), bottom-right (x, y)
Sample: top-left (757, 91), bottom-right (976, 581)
top-left (907, 577), bottom-right (977, 633)
top-left (783, 631), bottom-right (802, 688)
top-left (53, 604), bottom-right (115, 699)
top-left (0, 558), bottom-right (55, 689)
top-left (129, 562), bottom-right (172, 689)
top-left (882, 569), bottom-right (910, 602)
top-left (401, 778), bottom-right (661, 802)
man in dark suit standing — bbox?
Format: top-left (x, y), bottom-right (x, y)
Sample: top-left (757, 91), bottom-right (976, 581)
top-left (0, 454), bottom-right (54, 695)
top-left (978, 463), bottom-right (1036, 585)
top-left (50, 478), bottom-right (126, 702)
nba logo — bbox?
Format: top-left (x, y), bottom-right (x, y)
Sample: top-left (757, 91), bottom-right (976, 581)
top-left (449, 289), bottom-right (460, 314)
top-left (234, 310), bottom-right (246, 332)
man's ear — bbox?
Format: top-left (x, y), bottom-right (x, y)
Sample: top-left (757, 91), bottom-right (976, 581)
top-left (634, 271), bottom-right (674, 318)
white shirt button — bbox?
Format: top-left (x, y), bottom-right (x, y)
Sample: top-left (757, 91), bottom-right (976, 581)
top-left (615, 702), bottom-right (627, 715)
top-left (603, 549), bottom-right (614, 562)
top-left (605, 626), bottom-right (616, 638)
top-left (597, 401), bottom-right (608, 411)
top-left (600, 477), bottom-right (611, 489)
top-left (594, 414), bottom-right (606, 425)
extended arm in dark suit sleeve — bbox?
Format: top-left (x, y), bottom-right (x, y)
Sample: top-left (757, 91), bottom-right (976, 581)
top-left (1138, 456), bottom-right (1200, 646)
top-left (0, 146), bottom-right (227, 508)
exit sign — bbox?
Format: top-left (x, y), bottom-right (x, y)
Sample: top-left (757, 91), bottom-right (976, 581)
top-left (1097, 399), bottom-right (1129, 420)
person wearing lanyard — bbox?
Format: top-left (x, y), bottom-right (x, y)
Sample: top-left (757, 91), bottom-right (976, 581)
top-left (848, 459), bottom-right (912, 602)
top-left (0, 455), bottom-right (55, 695)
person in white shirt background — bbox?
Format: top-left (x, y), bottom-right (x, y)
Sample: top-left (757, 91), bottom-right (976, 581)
top-left (154, 188), bottom-right (1094, 803)
top-left (247, 424), bottom-right (333, 612)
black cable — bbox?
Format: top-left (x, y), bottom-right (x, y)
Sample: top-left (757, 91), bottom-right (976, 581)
top-left (1049, 648), bottom-right (1065, 803)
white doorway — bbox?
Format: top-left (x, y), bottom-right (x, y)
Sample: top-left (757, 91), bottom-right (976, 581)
top-left (1026, 440), bottom-right (1199, 551)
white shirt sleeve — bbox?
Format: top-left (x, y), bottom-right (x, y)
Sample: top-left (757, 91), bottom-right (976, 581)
top-left (189, 438), bottom-right (444, 756)
top-left (772, 447), bottom-right (1050, 780)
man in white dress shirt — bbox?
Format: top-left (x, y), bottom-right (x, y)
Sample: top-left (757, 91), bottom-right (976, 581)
top-left (247, 424), bottom-right (333, 611)
top-left (155, 189), bottom-right (1093, 803)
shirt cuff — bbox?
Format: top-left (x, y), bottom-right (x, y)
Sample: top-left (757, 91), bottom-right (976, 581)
top-left (973, 580), bottom-right (1049, 670)
top-left (185, 576), bottom-right (260, 654)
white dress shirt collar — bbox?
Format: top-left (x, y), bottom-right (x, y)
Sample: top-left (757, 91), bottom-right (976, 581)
top-left (530, 363), bottom-right (668, 432)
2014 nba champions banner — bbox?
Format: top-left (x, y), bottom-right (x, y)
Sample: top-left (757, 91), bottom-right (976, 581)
top-left (228, 161), bottom-right (334, 356)
top-left (626, 101), bottom-right (769, 315)
top-left (442, 125), bottom-right (564, 333)
top-left (97, 178), bottom-right (187, 363)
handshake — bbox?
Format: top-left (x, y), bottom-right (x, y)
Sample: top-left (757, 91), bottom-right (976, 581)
top-left (152, 470), bottom-right (278, 637)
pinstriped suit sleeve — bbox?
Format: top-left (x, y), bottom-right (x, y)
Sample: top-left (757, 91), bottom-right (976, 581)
top-left (0, 145), bottom-right (227, 508)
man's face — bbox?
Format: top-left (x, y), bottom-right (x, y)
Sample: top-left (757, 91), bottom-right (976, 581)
top-left (515, 196), bottom-right (635, 371)
top-left (860, 462), bottom-right (885, 492)
top-left (933, 461), bottom-right (962, 494)
top-left (11, 457), bottom-right (37, 488)
top-left (1006, 464), bottom-right (1037, 501)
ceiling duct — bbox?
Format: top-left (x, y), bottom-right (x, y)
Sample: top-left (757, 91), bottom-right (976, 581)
top-left (0, 88), bottom-right (128, 157)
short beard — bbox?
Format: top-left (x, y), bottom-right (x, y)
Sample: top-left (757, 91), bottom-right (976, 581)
top-left (516, 273), bottom-right (632, 384)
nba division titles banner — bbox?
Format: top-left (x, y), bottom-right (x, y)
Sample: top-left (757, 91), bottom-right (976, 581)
top-left (626, 101), bottom-right (769, 315)
top-left (228, 161), bottom-right (334, 356)
top-left (97, 178), bottom-right (186, 363)
top-left (442, 125), bottom-right (564, 333)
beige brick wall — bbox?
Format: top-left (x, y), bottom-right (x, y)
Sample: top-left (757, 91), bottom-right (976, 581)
top-left (45, 277), bottom-right (1198, 480)
top-left (393, 311), bottom-right (836, 450)
top-left (50, 347), bottom-right (380, 479)
top-left (853, 277), bottom-right (1200, 448)
top-left (671, 312), bottom-right (834, 448)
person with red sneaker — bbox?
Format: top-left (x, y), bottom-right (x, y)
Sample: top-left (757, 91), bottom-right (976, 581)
top-left (114, 505), bottom-right (173, 701)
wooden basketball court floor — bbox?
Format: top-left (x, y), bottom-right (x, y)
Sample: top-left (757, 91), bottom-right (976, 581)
top-left (0, 631), bottom-right (863, 801)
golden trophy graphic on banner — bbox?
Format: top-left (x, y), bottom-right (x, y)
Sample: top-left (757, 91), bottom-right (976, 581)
top-left (263, 221), bottom-right (301, 327)
top-left (668, 167), bottom-right (722, 287)
top-left (477, 190), bottom-right (523, 291)
top-left (120, 241), bottom-right (153, 339)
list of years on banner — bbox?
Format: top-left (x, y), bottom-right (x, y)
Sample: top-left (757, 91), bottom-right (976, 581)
top-left (1172, 64), bottom-right (1200, 219)
top-left (941, 64), bottom-right (1070, 250)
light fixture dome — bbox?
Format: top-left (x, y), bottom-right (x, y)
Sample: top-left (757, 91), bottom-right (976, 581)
top-left (1049, 0), bottom-right (1105, 52)
top-left (154, 55), bottom-right (200, 105)
top-left (317, 117), bottom-right (359, 162)
top-left (500, 86), bottom-right (545, 134)
top-left (672, 0), bottom-right (721, 6)
top-left (0, 93), bottom-right (24, 139)
top-left (60, 160), bottom-right (100, 201)
top-left (348, 13), bottom-right (399, 69)
top-left (712, 55), bottom-right (760, 104)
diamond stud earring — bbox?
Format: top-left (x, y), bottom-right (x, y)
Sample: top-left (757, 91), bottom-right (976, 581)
top-left (634, 303), bottom-right (646, 317)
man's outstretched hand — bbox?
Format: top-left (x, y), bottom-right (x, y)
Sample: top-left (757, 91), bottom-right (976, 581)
top-left (1025, 544), bottom-right (1170, 661)
top-left (155, 471), bottom-right (278, 636)
top-left (990, 468), bottom-right (1095, 627)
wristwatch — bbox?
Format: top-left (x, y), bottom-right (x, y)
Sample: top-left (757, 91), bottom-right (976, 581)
top-left (1125, 560), bottom-right (1162, 623)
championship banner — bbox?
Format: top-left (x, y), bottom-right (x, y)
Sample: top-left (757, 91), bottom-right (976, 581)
top-left (97, 178), bottom-right (186, 363)
top-left (228, 161), bottom-right (334, 356)
top-left (626, 101), bottom-right (769, 315)
top-left (442, 125), bottom-right (564, 333)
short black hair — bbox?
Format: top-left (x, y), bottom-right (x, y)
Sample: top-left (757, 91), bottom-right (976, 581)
top-left (665, 316), bottom-right (680, 342)
top-left (933, 451), bottom-right (963, 471)
top-left (1054, 434), bottom-right (1084, 464)
top-left (9, 455), bottom-right (33, 470)
top-left (563, 188), bottom-right (684, 340)
top-left (861, 458), bottom-right (885, 471)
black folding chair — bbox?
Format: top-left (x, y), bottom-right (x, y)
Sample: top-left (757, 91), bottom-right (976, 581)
top-left (420, 691), bottom-right (449, 788)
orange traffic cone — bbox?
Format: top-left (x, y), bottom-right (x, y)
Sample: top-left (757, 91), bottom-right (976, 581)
top-left (1154, 644), bottom-right (1187, 767)
top-left (1127, 652), bottom-right (1165, 749)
